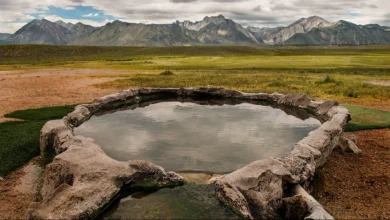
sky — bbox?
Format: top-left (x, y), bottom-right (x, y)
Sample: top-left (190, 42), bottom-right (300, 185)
top-left (0, 0), bottom-right (389, 33)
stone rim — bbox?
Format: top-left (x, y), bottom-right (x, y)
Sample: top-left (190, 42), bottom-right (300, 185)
top-left (30, 88), bottom-right (350, 219)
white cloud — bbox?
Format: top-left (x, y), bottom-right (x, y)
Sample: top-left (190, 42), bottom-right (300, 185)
top-left (82, 13), bottom-right (99, 17)
top-left (42, 14), bottom-right (112, 27)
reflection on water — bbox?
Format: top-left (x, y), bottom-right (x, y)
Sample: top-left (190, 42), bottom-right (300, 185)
top-left (75, 102), bottom-right (321, 173)
top-left (101, 184), bottom-right (239, 219)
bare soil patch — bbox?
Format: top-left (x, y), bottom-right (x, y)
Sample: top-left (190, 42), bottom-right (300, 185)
top-left (0, 69), bottom-right (128, 122)
top-left (366, 80), bottom-right (390, 87)
top-left (347, 99), bottom-right (390, 112)
top-left (313, 129), bottom-right (390, 219)
top-left (0, 157), bottom-right (40, 220)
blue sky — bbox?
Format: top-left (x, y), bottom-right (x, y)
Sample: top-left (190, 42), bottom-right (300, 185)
top-left (36, 6), bottom-right (117, 22)
top-left (0, 0), bottom-right (389, 33)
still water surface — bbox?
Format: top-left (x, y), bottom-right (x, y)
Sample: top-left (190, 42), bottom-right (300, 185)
top-left (75, 102), bottom-right (321, 173)
top-left (101, 184), bottom-right (239, 219)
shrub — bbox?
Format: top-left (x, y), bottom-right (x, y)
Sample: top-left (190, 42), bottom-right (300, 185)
top-left (344, 88), bottom-right (359, 98)
top-left (160, 70), bottom-right (175, 76)
top-left (323, 75), bottom-right (337, 83)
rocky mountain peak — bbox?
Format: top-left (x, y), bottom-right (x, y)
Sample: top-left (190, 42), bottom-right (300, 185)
top-left (203, 14), bottom-right (227, 24)
top-left (55, 20), bottom-right (75, 30)
top-left (295, 16), bottom-right (333, 30)
top-left (2, 15), bottom-right (390, 46)
top-left (178, 14), bottom-right (229, 31)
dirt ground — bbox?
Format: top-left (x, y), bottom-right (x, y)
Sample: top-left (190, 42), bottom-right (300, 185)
top-left (0, 157), bottom-right (41, 219)
top-left (313, 129), bottom-right (390, 219)
top-left (367, 80), bottom-right (390, 87)
top-left (348, 99), bottom-right (390, 112)
top-left (0, 69), bottom-right (126, 122)
top-left (0, 68), bottom-right (389, 219)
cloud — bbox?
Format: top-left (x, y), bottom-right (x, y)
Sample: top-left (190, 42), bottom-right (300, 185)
top-left (170, 0), bottom-right (197, 3)
top-left (82, 13), bottom-right (99, 17)
top-left (42, 14), bottom-right (112, 27)
top-left (253, 5), bottom-right (262, 12)
top-left (0, 0), bottom-right (389, 33)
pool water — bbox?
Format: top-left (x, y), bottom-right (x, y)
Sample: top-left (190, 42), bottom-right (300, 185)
top-left (75, 101), bottom-right (321, 174)
top-left (100, 184), bottom-right (239, 219)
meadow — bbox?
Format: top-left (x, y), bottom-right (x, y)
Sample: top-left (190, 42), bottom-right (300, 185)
top-left (2, 45), bottom-right (390, 102)
top-left (0, 45), bottom-right (390, 176)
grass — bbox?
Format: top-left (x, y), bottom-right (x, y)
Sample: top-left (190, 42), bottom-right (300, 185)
top-left (0, 105), bottom-right (76, 177)
top-left (96, 72), bottom-right (390, 103)
top-left (1, 45), bottom-right (390, 70)
top-left (344, 105), bottom-right (390, 131)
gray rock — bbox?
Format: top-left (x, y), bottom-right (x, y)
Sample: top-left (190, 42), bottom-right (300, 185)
top-left (308, 100), bottom-right (323, 109)
top-left (278, 94), bottom-right (312, 108)
top-left (63, 105), bottom-right (91, 128)
top-left (316, 100), bottom-right (338, 115)
top-left (28, 119), bottom-right (184, 219)
top-left (339, 133), bottom-right (362, 154)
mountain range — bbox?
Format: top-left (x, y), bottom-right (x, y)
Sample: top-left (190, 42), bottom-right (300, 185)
top-left (1, 15), bottom-right (389, 46)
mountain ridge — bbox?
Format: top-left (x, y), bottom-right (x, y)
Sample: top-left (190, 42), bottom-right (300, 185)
top-left (2, 15), bottom-right (390, 46)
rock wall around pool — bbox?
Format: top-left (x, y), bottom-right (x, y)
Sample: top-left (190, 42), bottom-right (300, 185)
top-left (26, 88), bottom-right (350, 220)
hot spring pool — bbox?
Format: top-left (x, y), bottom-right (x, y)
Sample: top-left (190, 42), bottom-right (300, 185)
top-left (101, 184), bottom-right (239, 219)
top-left (75, 101), bottom-right (321, 174)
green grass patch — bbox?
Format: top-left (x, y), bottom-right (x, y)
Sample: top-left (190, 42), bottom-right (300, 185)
top-left (0, 105), bottom-right (76, 177)
top-left (344, 105), bottom-right (390, 131)
top-left (5, 105), bottom-right (77, 121)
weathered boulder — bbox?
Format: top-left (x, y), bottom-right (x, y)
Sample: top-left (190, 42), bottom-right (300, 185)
top-left (339, 133), bottom-right (362, 154)
top-left (63, 105), bottom-right (91, 128)
top-left (316, 100), bottom-right (339, 115)
top-left (28, 120), bottom-right (184, 219)
top-left (278, 94), bottom-right (312, 108)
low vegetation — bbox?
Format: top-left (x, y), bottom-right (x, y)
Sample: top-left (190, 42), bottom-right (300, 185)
top-left (0, 106), bottom-right (76, 177)
top-left (160, 70), bottom-right (175, 75)
top-left (96, 72), bottom-right (390, 103)
top-left (1, 45), bottom-right (390, 68)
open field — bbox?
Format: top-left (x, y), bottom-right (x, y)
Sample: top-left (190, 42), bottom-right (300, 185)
top-left (0, 45), bottom-right (389, 219)
top-left (1, 45), bottom-right (390, 103)
top-left (95, 71), bottom-right (390, 103)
